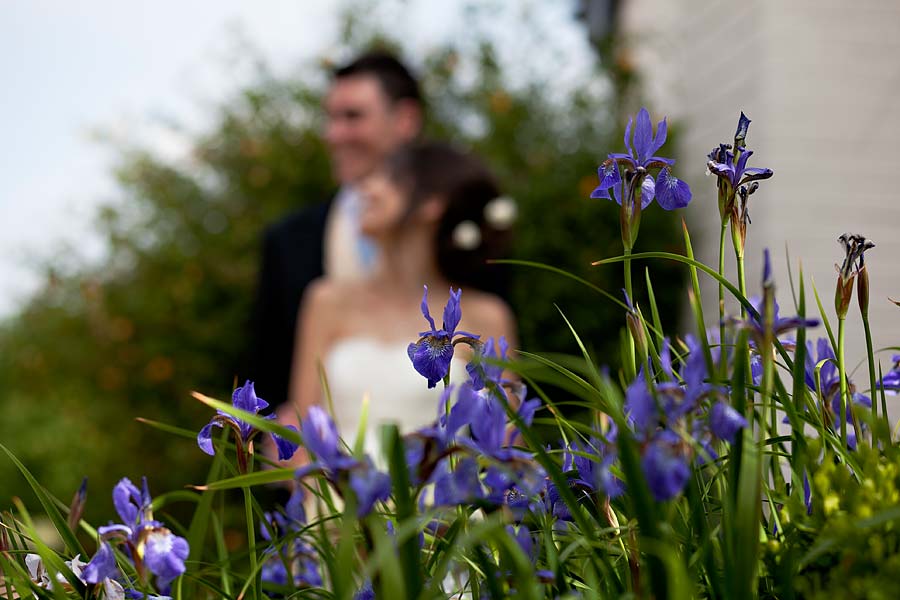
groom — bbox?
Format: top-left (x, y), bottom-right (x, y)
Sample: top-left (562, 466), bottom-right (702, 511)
top-left (249, 51), bottom-right (424, 407)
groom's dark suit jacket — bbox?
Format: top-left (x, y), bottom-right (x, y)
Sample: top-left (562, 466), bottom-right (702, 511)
top-left (249, 199), bottom-right (333, 408)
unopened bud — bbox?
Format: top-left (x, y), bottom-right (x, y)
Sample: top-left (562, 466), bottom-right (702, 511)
top-left (734, 112), bottom-right (751, 148)
top-left (626, 311), bottom-right (648, 366)
top-left (835, 274), bottom-right (854, 319)
top-left (68, 477), bottom-right (88, 530)
top-left (857, 265), bottom-right (870, 317)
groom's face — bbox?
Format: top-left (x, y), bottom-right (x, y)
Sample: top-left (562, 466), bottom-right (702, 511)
top-left (324, 74), bottom-right (416, 185)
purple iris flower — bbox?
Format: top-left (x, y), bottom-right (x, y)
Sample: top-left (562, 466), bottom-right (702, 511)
top-left (591, 167), bottom-right (657, 209)
top-left (295, 406), bottom-right (389, 517)
top-left (505, 525), bottom-right (554, 582)
top-left (142, 530), bottom-right (190, 592)
top-left (480, 461), bottom-right (547, 514)
top-left (84, 478), bottom-right (189, 594)
top-left (804, 337), bottom-right (839, 394)
top-left (877, 356), bottom-right (900, 392)
top-left (416, 384), bottom-right (479, 449)
top-left (459, 383), bottom-right (535, 462)
top-left (709, 402), bottom-right (747, 443)
top-left (706, 147), bottom-right (773, 190)
top-left (610, 107), bottom-right (673, 170)
top-left (432, 457), bottom-right (484, 506)
top-left (641, 433), bottom-right (691, 502)
top-left (707, 112), bottom-right (771, 190)
top-left (624, 373), bottom-right (657, 435)
top-left (404, 388), bottom-right (462, 486)
top-left (707, 113), bottom-right (773, 246)
top-left (354, 580), bottom-right (375, 600)
top-left (197, 380), bottom-right (299, 465)
top-left (801, 337), bottom-right (871, 431)
top-left (625, 336), bottom-right (716, 435)
top-left (259, 488), bottom-right (322, 588)
top-left (691, 420), bottom-right (719, 465)
top-left (507, 524), bottom-right (534, 561)
top-left (743, 295), bottom-right (820, 342)
top-left (543, 480), bottom-right (573, 522)
top-left (591, 107), bottom-right (692, 210)
top-left (562, 432), bottom-right (624, 499)
top-left (733, 251), bottom-right (819, 347)
top-left (81, 541), bottom-right (119, 584)
top-left (349, 458), bottom-right (392, 518)
top-left (299, 405), bottom-right (358, 473)
top-left (657, 335), bottom-right (717, 421)
top-left (467, 336), bottom-right (511, 391)
top-left (408, 286), bottom-right (479, 388)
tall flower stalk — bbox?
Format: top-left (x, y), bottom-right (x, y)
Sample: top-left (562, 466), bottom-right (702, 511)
top-left (591, 108), bottom-right (692, 369)
top-left (834, 233), bottom-right (875, 447)
top-left (730, 250), bottom-right (819, 484)
top-left (707, 113), bottom-right (773, 317)
top-left (856, 246), bottom-right (882, 426)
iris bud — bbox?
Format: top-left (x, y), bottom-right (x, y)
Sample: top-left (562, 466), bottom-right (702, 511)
top-left (857, 265), bottom-right (870, 317)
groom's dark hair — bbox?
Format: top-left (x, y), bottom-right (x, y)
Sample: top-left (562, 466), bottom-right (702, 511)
top-left (333, 51), bottom-right (423, 108)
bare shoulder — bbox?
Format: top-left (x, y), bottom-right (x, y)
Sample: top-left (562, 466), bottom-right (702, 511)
top-left (459, 289), bottom-right (517, 343)
top-left (300, 278), bottom-right (360, 317)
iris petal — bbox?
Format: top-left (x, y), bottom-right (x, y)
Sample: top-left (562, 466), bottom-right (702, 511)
top-left (408, 335), bottom-right (454, 389)
top-left (596, 161), bottom-right (620, 191)
top-left (197, 422), bottom-right (220, 456)
top-left (419, 286), bottom-right (437, 332)
top-left (112, 478), bottom-right (142, 526)
top-left (622, 117), bottom-right (633, 156)
top-left (710, 402), bottom-right (747, 443)
top-left (642, 439), bottom-right (690, 501)
top-left (649, 117), bottom-right (668, 156)
top-left (442, 287), bottom-right (463, 334)
top-left (233, 380), bottom-right (267, 413)
top-left (739, 167), bottom-right (774, 184)
top-left (641, 174), bottom-right (656, 208)
top-left (349, 462), bottom-right (391, 517)
top-left (655, 169), bottom-right (692, 210)
top-left (272, 425), bottom-right (300, 460)
top-left (633, 108), bottom-right (653, 164)
top-left (82, 542), bottom-right (119, 584)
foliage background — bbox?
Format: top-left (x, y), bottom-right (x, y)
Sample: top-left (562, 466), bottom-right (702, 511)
top-left (0, 5), bottom-right (685, 524)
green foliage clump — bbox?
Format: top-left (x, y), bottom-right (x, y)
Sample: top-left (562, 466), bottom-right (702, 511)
top-left (766, 441), bottom-right (900, 600)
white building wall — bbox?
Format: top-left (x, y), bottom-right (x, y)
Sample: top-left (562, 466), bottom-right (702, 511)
top-left (619, 0), bottom-right (900, 375)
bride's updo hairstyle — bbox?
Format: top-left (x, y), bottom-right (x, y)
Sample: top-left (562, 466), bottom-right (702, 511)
top-left (385, 141), bottom-right (513, 295)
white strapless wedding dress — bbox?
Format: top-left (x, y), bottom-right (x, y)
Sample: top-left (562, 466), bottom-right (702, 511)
top-left (323, 337), bottom-right (467, 460)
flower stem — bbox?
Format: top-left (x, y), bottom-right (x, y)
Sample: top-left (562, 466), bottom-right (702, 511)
top-left (736, 255), bottom-right (747, 319)
top-left (760, 291), bottom-right (776, 484)
top-left (837, 317), bottom-right (848, 448)
top-left (718, 221), bottom-right (728, 379)
top-left (861, 315), bottom-right (881, 422)
top-left (624, 246), bottom-right (633, 304)
top-left (242, 485), bottom-right (261, 600)
top-left (624, 246), bottom-right (636, 374)
top-left (730, 222), bottom-right (747, 318)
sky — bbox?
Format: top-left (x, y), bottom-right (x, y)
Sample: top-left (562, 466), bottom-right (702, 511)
top-left (1, 0), bottom-right (592, 317)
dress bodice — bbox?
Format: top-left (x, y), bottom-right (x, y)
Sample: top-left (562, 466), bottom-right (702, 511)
top-left (322, 336), bottom-right (466, 459)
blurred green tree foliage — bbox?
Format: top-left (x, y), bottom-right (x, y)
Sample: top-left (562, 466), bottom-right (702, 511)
top-left (0, 10), bottom-right (684, 522)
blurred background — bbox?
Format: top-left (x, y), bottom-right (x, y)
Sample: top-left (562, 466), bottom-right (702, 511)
top-left (1, 0), bottom-right (687, 523)
top-left (2, 0), bottom-right (897, 526)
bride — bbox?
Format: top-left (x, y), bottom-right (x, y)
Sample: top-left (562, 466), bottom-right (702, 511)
top-left (279, 141), bottom-right (517, 460)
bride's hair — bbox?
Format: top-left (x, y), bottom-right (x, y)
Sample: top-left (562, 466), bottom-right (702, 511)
top-left (384, 141), bottom-right (512, 295)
